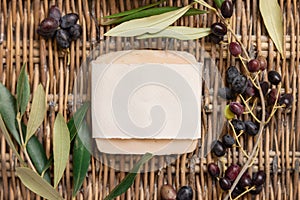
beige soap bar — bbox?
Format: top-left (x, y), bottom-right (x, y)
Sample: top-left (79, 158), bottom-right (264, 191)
top-left (91, 50), bottom-right (201, 155)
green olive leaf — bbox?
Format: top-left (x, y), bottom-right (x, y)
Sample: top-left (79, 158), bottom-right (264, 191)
top-left (0, 114), bottom-right (25, 165)
top-left (104, 153), bottom-right (153, 200)
top-left (17, 63), bottom-right (30, 117)
top-left (53, 113), bottom-right (70, 188)
top-left (26, 135), bottom-right (51, 183)
top-left (213, 0), bottom-right (224, 8)
top-left (0, 83), bottom-right (20, 144)
top-left (137, 26), bottom-right (211, 40)
top-left (102, 7), bottom-right (207, 25)
top-left (104, 5), bottom-right (192, 37)
top-left (68, 102), bottom-right (90, 141)
top-left (259, 0), bottom-right (283, 56)
top-left (104, 0), bottom-right (165, 19)
top-left (25, 84), bottom-right (46, 144)
top-left (72, 134), bottom-right (91, 197)
top-left (16, 167), bottom-right (64, 200)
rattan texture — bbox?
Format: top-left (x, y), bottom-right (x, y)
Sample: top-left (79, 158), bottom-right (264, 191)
top-left (0, 0), bottom-right (300, 199)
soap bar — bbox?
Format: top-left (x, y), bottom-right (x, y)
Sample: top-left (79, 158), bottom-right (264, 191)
top-left (91, 50), bottom-right (201, 155)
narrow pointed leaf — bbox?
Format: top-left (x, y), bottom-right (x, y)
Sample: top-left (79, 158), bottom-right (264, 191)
top-left (26, 136), bottom-right (51, 183)
top-left (72, 134), bottom-right (91, 197)
top-left (102, 7), bottom-right (207, 25)
top-left (16, 167), bottom-right (64, 200)
top-left (137, 26), bottom-right (211, 40)
top-left (25, 84), bottom-right (46, 143)
top-left (17, 63), bottom-right (30, 117)
top-left (104, 0), bottom-right (165, 19)
top-left (0, 114), bottom-right (25, 165)
top-left (104, 153), bottom-right (153, 200)
top-left (259, 0), bottom-right (283, 56)
top-left (67, 102), bottom-right (90, 141)
top-left (104, 5), bottom-right (191, 37)
top-left (0, 83), bottom-right (20, 144)
top-left (53, 113), bottom-right (70, 188)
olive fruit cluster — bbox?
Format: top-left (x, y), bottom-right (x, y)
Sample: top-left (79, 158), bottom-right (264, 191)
top-left (209, 0), bottom-right (234, 43)
top-left (208, 163), bottom-right (266, 198)
top-left (37, 6), bottom-right (82, 49)
top-left (160, 185), bottom-right (193, 200)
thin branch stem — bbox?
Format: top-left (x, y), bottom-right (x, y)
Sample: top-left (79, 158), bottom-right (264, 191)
top-left (17, 114), bottom-right (37, 173)
top-left (239, 94), bottom-right (261, 123)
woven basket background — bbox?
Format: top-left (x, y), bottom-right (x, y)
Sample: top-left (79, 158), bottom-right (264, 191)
top-left (0, 0), bottom-right (299, 199)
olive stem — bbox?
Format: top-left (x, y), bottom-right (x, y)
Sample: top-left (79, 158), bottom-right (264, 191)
top-left (239, 94), bottom-right (261, 123)
top-left (265, 84), bottom-right (282, 124)
top-left (16, 114), bottom-right (37, 173)
top-left (229, 121), bottom-right (249, 158)
top-left (232, 186), bottom-right (256, 200)
top-left (224, 77), bottom-right (266, 200)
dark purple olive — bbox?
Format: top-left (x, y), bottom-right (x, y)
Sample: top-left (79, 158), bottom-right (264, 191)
top-left (238, 173), bottom-right (252, 188)
top-left (229, 102), bottom-right (244, 116)
top-left (250, 185), bottom-right (263, 195)
top-left (225, 164), bottom-right (241, 182)
top-left (219, 177), bottom-right (232, 190)
top-left (267, 88), bottom-right (278, 105)
top-left (37, 17), bottom-right (59, 39)
top-left (56, 29), bottom-right (70, 49)
top-left (211, 140), bottom-right (226, 157)
top-left (247, 59), bottom-right (261, 72)
top-left (245, 121), bottom-right (259, 136)
top-left (69, 24), bottom-right (82, 40)
top-left (231, 119), bottom-right (246, 134)
top-left (268, 71), bottom-right (281, 85)
top-left (208, 163), bottom-right (220, 178)
top-left (278, 93), bottom-right (293, 108)
top-left (48, 5), bottom-right (61, 23)
top-left (221, 0), bottom-right (234, 18)
top-left (209, 33), bottom-right (223, 44)
top-left (229, 42), bottom-right (242, 56)
top-left (222, 134), bottom-right (235, 148)
top-left (176, 186), bottom-right (193, 200)
top-left (257, 56), bottom-right (267, 71)
top-left (259, 81), bottom-right (269, 96)
top-left (231, 75), bottom-right (247, 94)
top-left (211, 22), bottom-right (227, 36)
top-left (60, 13), bottom-right (79, 29)
top-left (252, 171), bottom-right (266, 186)
top-left (244, 80), bottom-right (255, 97)
top-left (161, 184), bottom-right (177, 200)
top-left (226, 66), bottom-right (240, 84)
top-left (231, 186), bottom-right (245, 198)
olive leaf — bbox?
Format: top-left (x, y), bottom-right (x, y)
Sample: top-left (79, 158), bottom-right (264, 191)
top-left (53, 113), bottom-right (70, 188)
top-left (102, 7), bottom-right (207, 25)
top-left (17, 63), bottom-right (30, 117)
top-left (104, 153), bottom-right (153, 200)
top-left (25, 84), bottom-right (46, 144)
top-left (104, 0), bottom-right (165, 19)
top-left (0, 83), bottom-right (20, 144)
top-left (259, 0), bottom-right (283, 56)
top-left (214, 0), bottom-right (224, 8)
top-left (16, 167), bottom-right (64, 200)
top-left (137, 26), bottom-right (211, 40)
top-left (0, 114), bottom-right (25, 165)
top-left (68, 102), bottom-right (90, 141)
top-left (104, 5), bottom-right (191, 37)
top-left (26, 135), bottom-right (51, 183)
top-left (72, 134), bottom-right (91, 197)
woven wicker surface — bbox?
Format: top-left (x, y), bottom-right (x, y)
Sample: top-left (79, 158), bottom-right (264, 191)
top-left (0, 0), bottom-right (299, 199)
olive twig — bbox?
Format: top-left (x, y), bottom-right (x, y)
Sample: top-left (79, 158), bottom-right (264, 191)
top-left (239, 94), bottom-right (261, 123)
top-left (229, 121), bottom-right (249, 158)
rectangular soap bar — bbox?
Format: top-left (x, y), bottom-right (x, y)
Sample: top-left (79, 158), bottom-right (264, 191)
top-left (91, 50), bottom-right (201, 155)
